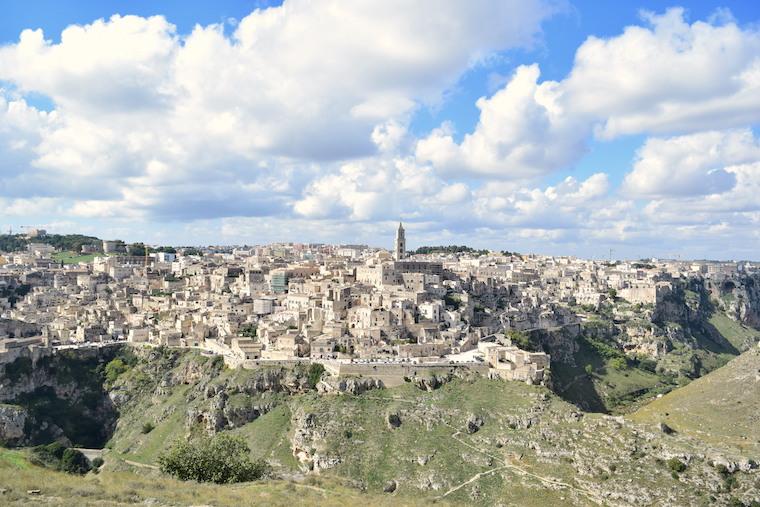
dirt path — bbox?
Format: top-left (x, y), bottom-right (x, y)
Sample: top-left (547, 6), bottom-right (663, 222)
top-left (122, 459), bottom-right (159, 470)
top-left (439, 421), bottom-right (605, 504)
top-left (436, 466), bottom-right (509, 499)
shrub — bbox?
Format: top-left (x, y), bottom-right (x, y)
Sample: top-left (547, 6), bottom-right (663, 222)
top-left (30, 442), bottom-right (67, 467)
top-left (141, 422), bottom-right (155, 434)
top-left (506, 330), bottom-right (535, 351)
top-left (307, 363), bottom-right (325, 389)
top-left (610, 357), bottom-right (628, 370)
top-left (210, 355), bottom-right (225, 370)
top-left (104, 358), bottom-right (129, 384)
top-left (637, 358), bottom-right (658, 373)
top-left (239, 324), bottom-right (257, 338)
top-left (60, 448), bottom-right (91, 474)
top-left (584, 364), bottom-right (594, 376)
top-left (91, 457), bottom-right (104, 468)
top-left (667, 458), bottom-right (687, 474)
top-left (3, 357), bottom-right (33, 382)
top-left (158, 434), bottom-right (268, 484)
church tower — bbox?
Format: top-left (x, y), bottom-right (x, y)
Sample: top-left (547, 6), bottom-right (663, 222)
top-left (394, 222), bottom-right (406, 260)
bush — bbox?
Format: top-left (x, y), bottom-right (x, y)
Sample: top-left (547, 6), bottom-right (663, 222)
top-left (667, 458), bottom-right (687, 474)
top-left (91, 457), bottom-right (104, 468)
top-left (60, 448), bottom-right (91, 474)
top-left (506, 330), bottom-right (534, 351)
top-left (610, 357), bottom-right (628, 370)
top-left (239, 324), bottom-right (257, 338)
top-left (158, 434), bottom-right (268, 484)
top-left (104, 358), bottom-right (129, 384)
top-left (30, 442), bottom-right (67, 467)
top-left (307, 363), bottom-right (325, 389)
top-left (32, 443), bottom-right (92, 474)
top-left (637, 358), bottom-right (658, 373)
top-left (141, 422), bottom-right (155, 434)
top-left (584, 364), bottom-right (594, 376)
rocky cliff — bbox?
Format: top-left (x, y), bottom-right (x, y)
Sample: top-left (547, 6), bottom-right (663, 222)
top-left (0, 346), bottom-right (120, 447)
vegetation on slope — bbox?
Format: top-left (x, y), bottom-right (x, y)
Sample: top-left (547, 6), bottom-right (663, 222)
top-left (95, 349), bottom-right (760, 506)
top-left (631, 346), bottom-right (760, 456)
top-left (0, 448), bottom-right (425, 507)
top-left (158, 434), bottom-right (268, 483)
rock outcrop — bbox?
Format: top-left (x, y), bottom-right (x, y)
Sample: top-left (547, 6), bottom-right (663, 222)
top-left (316, 377), bottom-right (383, 395)
top-left (0, 404), bottom-right (27, 445)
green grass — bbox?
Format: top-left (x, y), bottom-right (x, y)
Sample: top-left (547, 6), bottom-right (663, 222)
top-left (631, 347), bottom-right (760, 456)
top-left (11, 346), bottom-right (759, 506)
top-left (0, 448), bottom-right (31, 470)
top-left (230, 403), bottom-right (300, 470)
top-left (110, 384), bottom-right (191, 465)
top-left (52, 251), bottom-right (96, 264)
top-left (708, 312), bottom-right (760, 351)
top-left (552, 336), bottom-right (673, 414)
top-left (0, 448), bottom-right (435, 507)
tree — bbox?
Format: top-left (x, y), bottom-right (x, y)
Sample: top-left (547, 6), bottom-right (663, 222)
top-left (60, 448), bottom-right (91, 474)
top-left (158, 434), bottom-right (268, 484)
top-left (307, 363), bottom-right (325, 389)
top-left (584, 364), bottom-right (594, 376)
top-left (104, 358), bottom-right (129, 384)
top-left (610, 357), bottom-right (628, 370)
top-left (239, 324), bottom-right (257, 339)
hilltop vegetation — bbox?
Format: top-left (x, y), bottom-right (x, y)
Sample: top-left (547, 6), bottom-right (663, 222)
top-left (0, 234), bottom-right (102, 253)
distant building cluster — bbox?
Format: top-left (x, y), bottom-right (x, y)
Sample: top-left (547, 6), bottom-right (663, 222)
top-left (1, 224), bottom-right (757, 384)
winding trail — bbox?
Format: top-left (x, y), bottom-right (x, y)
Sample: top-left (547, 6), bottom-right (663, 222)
top-left (347, 391), bottom-right (606, 504)
top-left (436, 465), bottom-right (508, 499)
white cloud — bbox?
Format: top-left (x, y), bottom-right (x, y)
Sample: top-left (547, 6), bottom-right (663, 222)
top-left (623, 129), bottom-right (760, 198)
top-left (418, 8), bottom-right (760, 180)
top-left (1, 4), bottom-right (759, 260)
top-left (567, 8), bottom-right (760, 138)
top-left (416, 65), bottom-right (588, 179)
top-left (0, 1), bottom-right (555, 221)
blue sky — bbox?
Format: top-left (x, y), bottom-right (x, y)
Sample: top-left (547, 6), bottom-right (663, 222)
top-left (1, 1), bottom-right (759, 259)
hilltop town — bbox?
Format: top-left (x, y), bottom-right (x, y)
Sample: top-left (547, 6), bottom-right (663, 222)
top-left (2, 225), bottom-right (758, 391)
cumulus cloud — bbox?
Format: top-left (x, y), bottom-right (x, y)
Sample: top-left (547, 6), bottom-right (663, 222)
top-left (0, 0), bottom-right (555, 222)
top-left (416, 65), bottom-right (588, 179)
top-left (623, 129), bottom-right (760, 198)
top-left (1, 4), bottom-right (759, 259)
top-left (418, 8), bottom-right (760, 180)
top-left (568, 8), bottom-right (760, 138)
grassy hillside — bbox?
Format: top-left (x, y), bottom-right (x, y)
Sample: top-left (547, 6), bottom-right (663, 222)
top-left (0, 448), bottom-right (431, 507)
top-left (4, 346), bottom-right (760, 506)
top-left (631, 346), bottom-right (760, 456)
top-left (98, 349), bottom-right (760, 506)
top-left (707, 313), bottom-right (760, 351)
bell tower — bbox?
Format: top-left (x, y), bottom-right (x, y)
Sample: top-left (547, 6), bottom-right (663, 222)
top-left (394, 222), bottom-right (406, 260)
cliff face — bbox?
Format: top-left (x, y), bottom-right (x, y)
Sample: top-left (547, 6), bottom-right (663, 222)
top-left (709, 274), bottom-right (760, 328)
top-left (0, 347), bottom-right (120, 447)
